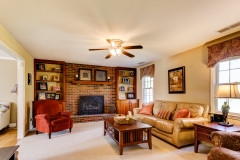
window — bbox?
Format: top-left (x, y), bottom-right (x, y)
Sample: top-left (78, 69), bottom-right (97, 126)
top-left (216, 58), bottom-right (240, 114)
top-left (142, 76), bottom-right (153, 103)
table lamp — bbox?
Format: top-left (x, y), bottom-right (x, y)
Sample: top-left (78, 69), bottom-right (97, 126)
top-left (215, 83), bottom-right (240, 126)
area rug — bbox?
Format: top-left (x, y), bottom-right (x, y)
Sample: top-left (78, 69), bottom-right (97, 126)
top-left (17, 121), bottom-right (210, 160)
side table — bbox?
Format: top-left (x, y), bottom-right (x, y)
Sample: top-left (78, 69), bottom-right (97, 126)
top-left (193, 122), bottom-right (240, 153)
top-left (0, 145), bottom-right (19, 160)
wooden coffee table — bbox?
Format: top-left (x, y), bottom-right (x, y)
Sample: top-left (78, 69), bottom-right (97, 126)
top-left (193, 122), bottom-right (240, 153)
top-left (104, 118), bottom-right (152, 155)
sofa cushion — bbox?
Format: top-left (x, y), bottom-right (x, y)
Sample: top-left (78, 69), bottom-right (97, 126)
top-left (153, 100), bottom-right (162, 116)
top-left (155, 119), bottom-right (174, 134)
top-left (156, 110), bottom-right (171, 120)
top-left (134, 113), bottom-right (145, 122)
top-left (173, 107), bottom-right (190, 120)
top-left (139, 102), bottom-right (154, 115)
top-left (142, 116), bottom-right (158, 126)
top-left (176, 103), bottom-right (204, 118)
top-left (160, 101), bottom-right (177, 112)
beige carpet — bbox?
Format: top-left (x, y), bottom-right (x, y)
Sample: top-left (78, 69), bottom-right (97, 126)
top-left (17, 121), bottom-right (210, 160)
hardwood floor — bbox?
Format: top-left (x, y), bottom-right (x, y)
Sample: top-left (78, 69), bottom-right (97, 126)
top-left (0, 127), bottom-right (17, 148)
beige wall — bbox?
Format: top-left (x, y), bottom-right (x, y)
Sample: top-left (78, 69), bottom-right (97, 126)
top-left (0, 23), bottom-right (34, 132)
top-left (137, 45), bottom-right (210, 106)
top-left (0, 59), bottom-right (17, 123)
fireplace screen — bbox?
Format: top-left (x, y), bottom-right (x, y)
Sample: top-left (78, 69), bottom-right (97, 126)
top-left (79, 96), bottom-right (104, 115)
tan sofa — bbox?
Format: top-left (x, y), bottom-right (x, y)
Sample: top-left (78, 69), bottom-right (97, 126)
top-left (133, 100), bottom-right (209, 148)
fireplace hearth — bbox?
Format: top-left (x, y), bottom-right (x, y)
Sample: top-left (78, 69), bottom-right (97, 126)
top-left (79, 96), bottom-right (104, 115)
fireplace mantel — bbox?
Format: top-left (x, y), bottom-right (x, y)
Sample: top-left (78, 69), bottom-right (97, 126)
top-left (71, 81), bottom-right (112, 85)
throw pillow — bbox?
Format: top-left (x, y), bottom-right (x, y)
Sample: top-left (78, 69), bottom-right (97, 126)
top-left (156, 110), bottom-right (171, 120)
top-left (139, 103), bottom-right (154, 115)
top-left (173, 107), bottom-right (190, 120)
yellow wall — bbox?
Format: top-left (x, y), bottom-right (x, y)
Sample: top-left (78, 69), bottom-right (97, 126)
top-left (137, 45), bottom-right (210, 105)
top-left (0, 59), bottom-right (17, 123)
top-left (0, 23), bottom-right (34, 132)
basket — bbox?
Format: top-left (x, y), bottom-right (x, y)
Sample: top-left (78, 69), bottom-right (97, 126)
top-left (114, 114), bottom-right (135, 124)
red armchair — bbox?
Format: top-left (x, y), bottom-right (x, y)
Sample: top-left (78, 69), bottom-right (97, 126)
top-left (34, 100), bottom-right (73, 139)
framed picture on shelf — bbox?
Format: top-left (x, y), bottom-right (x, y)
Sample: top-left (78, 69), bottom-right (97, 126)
top-left (53, 75), bottom-right (60, 81)
top-left (52, 86), bottom-right (60, 91)
top-left (37, 63), bottom-right (45, 70)
top-left (95, 70), bottom-right (107, 82)
top-left (38, 92), bottom-right (46, 100)
top-left (42, 75), bottom-right (48, 80)
top-left (168, 66), bottom-right (185, 94)
top-left (120, 94), bottom-right (126, 99)
top-left (128, 87), bottom-right (133, 91)
top-left (120, 86), bottom-right (125, 91)
top-left (120, 70), bottom-right (125, 76)
top-left (129, 71), bottom-right (134, 76)
top-left (79, 69), bottom-right (92, 81)
top-left (39, 82), bottom-right (48, 90)
top-left (126, 93), bottom-right (135, 99)
top-left (55, 94), bottom-right (60, 100)
top-left (122, 77), bottom-right (130, 84)
top-left (45, 93), bottom-right (51, 99)
top-left (50, 93), bottom-right (56, 99)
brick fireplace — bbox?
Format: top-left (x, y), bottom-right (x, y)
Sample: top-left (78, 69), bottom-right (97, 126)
top-left (65, 63), bottom-right (117, 122)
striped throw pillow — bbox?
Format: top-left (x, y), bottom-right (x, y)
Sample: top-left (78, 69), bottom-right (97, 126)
top-left (156, 110), bottom-right (171, 120)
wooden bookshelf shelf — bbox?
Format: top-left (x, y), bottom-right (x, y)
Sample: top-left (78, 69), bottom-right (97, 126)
top-left (71, 81), bottom-right (112, 85)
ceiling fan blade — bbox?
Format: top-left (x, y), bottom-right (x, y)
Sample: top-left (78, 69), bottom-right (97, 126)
top-left (89, 48), bottom-right (108, 51)
top-left (105, 53), bottom-right (112, 59)
top-left (123, 45), bottom-right (143, 50)
top-left (122, 51), bottom-right (135, 58)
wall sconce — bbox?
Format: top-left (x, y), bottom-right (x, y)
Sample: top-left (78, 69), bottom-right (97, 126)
top-left (75, 74), bottom-right (78, 81)
top-left (10, 84), bottom-right (18, 94)
top-left (108, 76), bottom-right (110, 82)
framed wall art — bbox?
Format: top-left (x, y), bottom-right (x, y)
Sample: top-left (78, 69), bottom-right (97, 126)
top-left (45, 93), bottom-right (51, 99)
top-left (168, 66), bottom-right (185, 94)
top-left (55, 94), bottom-right (60, 100)
top-left (53, 75), bottom-right (60, 81)
top-left (79, 69), bottom-right (92, 81)
top-left (37, 63), bottom-right (45, 70)
top-left (38, 92), bottom-right (46, 100)
top-left (95, 70), bottom-right (107, 82)
top-left (126, 93), bottom-right (135, 99)
top-left (42, 75), bottom-right (48, 81)
top-left (122, 77), bottom-right (130, 84)
top-left (39, 82), bottom-right (48, 90)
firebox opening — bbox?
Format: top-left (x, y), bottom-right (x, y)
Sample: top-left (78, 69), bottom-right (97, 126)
top-left (79, 96), bottom-right (104, 115)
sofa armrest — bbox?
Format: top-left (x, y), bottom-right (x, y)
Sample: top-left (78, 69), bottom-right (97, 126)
top-left (60, 111), bottom-right (71, 118)
top-left (211, 131), bottom-right (240, 151)
top-left (174, 117), bottom-right (207, 129)
top-left (133, 108), bottom-right (141, 115)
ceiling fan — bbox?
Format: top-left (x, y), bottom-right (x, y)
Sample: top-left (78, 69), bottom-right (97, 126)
top-left (89, 39), bottom-right (143, 59)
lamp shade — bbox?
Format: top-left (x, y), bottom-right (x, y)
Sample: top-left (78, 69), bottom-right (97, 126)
top-left (215, 84), bottom-right (240, 98)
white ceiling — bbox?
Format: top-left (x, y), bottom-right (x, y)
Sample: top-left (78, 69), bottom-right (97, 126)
top-left (0, 0), bottom-right (240, 67)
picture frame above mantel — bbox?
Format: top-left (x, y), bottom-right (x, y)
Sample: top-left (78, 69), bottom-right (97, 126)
top-left (79, 69), bottom-right (92, 81)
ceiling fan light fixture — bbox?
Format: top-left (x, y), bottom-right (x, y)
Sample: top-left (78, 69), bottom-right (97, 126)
top-left (109, 47), bottom-right (123, 56)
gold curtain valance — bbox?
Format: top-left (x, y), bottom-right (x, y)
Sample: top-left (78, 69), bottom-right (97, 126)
top-left (207, 36), bottom-right (240, 68)
top-left (140, 64), bottom-right (155, 80)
